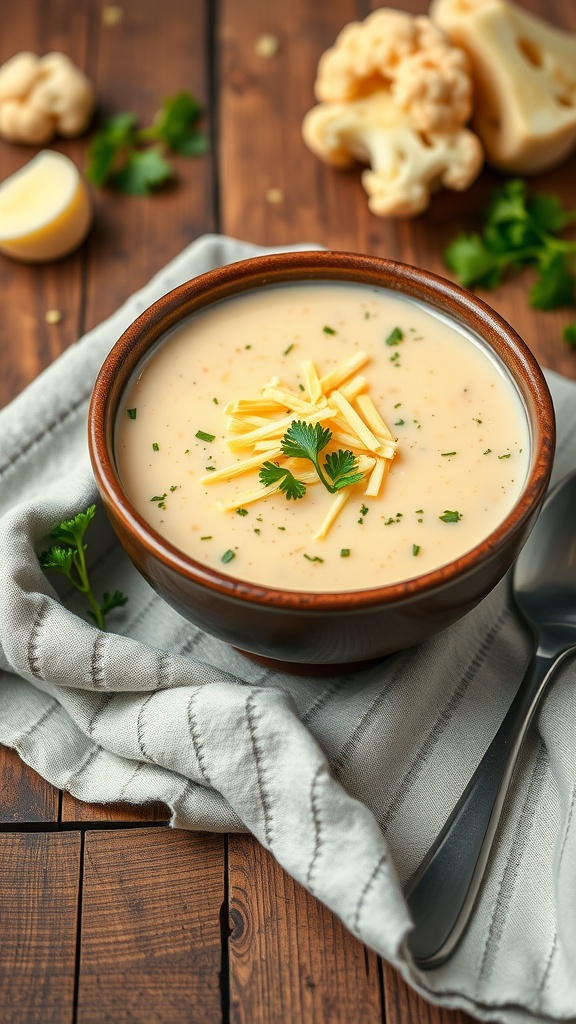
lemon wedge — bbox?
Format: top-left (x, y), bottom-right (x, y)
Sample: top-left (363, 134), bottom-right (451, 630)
top-left (0, 150), bottom-right (92, 261)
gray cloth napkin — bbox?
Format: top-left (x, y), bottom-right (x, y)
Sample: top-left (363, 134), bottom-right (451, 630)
top-left (1, 234), bottom-right (575, 1024)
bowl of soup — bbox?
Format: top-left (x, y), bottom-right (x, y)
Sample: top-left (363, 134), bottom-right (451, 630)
top-left (88, 251), bottom-right (555, 673)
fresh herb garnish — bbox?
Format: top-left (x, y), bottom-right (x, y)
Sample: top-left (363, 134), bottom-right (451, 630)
top-left (284, 343), bottom-right (294, 355)
top-left (236, 508), bottom-right (249, 516)
top-left (259, 461), bottom-right (307, 500)
top-left (152, 442), bottom-right (159, 451)
top-left (385, 327), bottom-right (404, 346)
top-left (279, 420), bottom-right (363, 494)
top-left (441, 451), bottom-right (457, 457)
top-left (127, 408), bottom-right (137, 419)
top-left (86, 91), bottom-right (209, 195)
top-left (439, 510), bottom-right (462, 523)
top-left (444, 179), bottom-right (576, 329)
top-left (196, 430), bottom-right (215, 442)
top-left (340, 548), bottom-right (350, 557)
top-left (221, 549), bottom-right (236, 563)
top-left (303, 553), bottom-right (324, 563)
top-left (38, 506), bottom-right (128, 630)
top-left (412, 544), bottom-right (421, 556)
top-left (323, 325), bottom-right (336, 335)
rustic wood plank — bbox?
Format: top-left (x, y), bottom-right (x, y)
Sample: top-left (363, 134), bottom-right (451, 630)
top-left (61, 793), bottom-right (170, 823)
top-left (82, 0), bottom-right (215, 331)
top-left (0, 746), bottom-right (60, 823)
top-left (77, 827), bottom-right (224, 1024)
top-left (0, 831), bottom-right (81, 1024)
top-left (227, 834), bottom-right (383, 1023)
top-left (0, 0), bottom-right (91, 406)
top-left (384, 964), bottom-right (478, 1024)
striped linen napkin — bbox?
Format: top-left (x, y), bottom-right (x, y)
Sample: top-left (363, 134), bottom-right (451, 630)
top-left (1, 234), bottom-right (575, 1024)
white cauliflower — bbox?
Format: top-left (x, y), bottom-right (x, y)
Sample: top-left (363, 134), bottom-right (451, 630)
top-left (0, 51), bottom-right (94, 145)
top-left (302, 7), bottom-right (483, 217)
top-left (430, 0), bottom-right (576, 173)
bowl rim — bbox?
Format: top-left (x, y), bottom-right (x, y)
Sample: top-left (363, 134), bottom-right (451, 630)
top-left (88, 249), bottom-right (556, 612)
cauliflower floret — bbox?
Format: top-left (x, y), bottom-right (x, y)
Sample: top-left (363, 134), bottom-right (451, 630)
top-left (430, 0), bottom-right (576, 173)
top-left (0, 51), bottom-right (94, 145)
top-left (302, 8), bottom-right (483, 217)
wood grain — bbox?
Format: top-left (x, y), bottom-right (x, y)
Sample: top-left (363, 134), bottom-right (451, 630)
top-left (227, 834), bottom-right (383, 1024)
top-left (0, 746), bottom-right (60, 824)
top-left (77, 828), bottom-right (224, 1024)
top-left (384, 965), bottom-right (477, 1024)
top-left (0, 831), bottom-right (81, 1024)
top-left (61, 793), bottom-right (170, 824)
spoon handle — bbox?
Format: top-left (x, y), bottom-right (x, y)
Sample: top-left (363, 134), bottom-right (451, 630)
top-left (405, 645), bottom-right (571, 969)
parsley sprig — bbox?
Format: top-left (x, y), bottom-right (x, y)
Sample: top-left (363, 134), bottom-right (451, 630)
top-left (86, 91), bottom-right (209, 195)
top-left (259, 461), bottom-right (307, 500)
top-left (444, 179), bottom-right (576, 324)
top-left (259, 420), bottom-right (363, 500)
top-left (39, 506), bottom-right (128, 630)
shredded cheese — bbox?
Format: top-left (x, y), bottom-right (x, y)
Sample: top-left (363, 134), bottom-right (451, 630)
top-left (205, 353), bottom-right (397, 537)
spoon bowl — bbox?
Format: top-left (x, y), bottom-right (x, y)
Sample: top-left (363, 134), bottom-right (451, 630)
top-left (406, 468), bottom-right (576, 968)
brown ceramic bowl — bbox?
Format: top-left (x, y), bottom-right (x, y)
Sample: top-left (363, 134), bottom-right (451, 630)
top-left (88, 251), bottom-right (555, 673)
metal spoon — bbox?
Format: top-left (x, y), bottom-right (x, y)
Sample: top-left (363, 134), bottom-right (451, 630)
top-left (405, 469), bottom-right (576, 970)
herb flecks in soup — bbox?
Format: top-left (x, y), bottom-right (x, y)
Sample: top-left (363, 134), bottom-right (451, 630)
top-left (115, 282), bottom-right (530, 592)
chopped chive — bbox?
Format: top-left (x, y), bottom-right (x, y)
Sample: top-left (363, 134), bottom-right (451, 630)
top-left (205, 466), bottom-right (216, 472)
top-left (415, 509), bottom-right (423, 514)
top-left (150, 493), bottom-right (167, 503)
top-left (277, 526), bottom-right (286, 531)
top-left (284, 343), bottom-right (294, 355)
top-left (412, 544), bottom-right (421, 556)
top-left (498, 453), bottom-right (511, 459)
top-left (169, 485), bottom-right (178, 492)
top-left (439, 510), bottom-right (462, 523)
top-left (200, 535), bottom-right (212, 540)
top-left (323, 325), bottom-right (336, 335)
top-left (213, 397), bottom-right (219, 404)
top-left (304, 553), bottom-right (324, 563)
top-left (254, 528), bottom-right (261, 535)
top-left (385, 326), bottom-right (404, 346)
top-left (221, 549), bottom-right (236, 564)
top-left (394, 402), bottom-right (402, 408)
top-left (196, 430), bottom-right (215, 442)
top-left (236, 508), bottom-right (248, 516)
top-left (152, 442), bottom-right (159, 451)
top-left (394, 419), bottom-right (405, 426)
top-left (441, 451), bottom-right (457, 457)
top-left (127, 408), bottom-right (137, 419)
top-left (340, 548), bottom-right (350, 557)
top-left (484, 448), bottom-right (492, 455)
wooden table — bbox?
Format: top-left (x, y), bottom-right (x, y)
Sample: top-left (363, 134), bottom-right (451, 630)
top-left (1, 1), bottom-right (575, 1021)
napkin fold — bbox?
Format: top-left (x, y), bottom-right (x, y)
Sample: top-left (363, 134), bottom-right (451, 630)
top-left (1, 234), bottom-right (576, 1024)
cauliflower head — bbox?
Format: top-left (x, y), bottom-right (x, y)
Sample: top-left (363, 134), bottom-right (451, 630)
top-left (0, 51), bottom-right (95, 145)
top-left (302, 7), bottom-right (483, 217)
top-left (430, 0), bottom-right (576, 173)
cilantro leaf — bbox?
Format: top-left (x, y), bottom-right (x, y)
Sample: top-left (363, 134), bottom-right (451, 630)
top-left (530, 250), bottom-right (575, 310)
top-left (259, 461), bottom-right (307, 500)
top-left (281, 420), bottom-right (332, 462)
top-left (147, 91), bottom-right (209, 156)
top-left (112, 146), bottom-right (172, 195)
top-left (86, 113), bottom-right (138, 186)
top-left (39, 506), bottom-right (128, 630)
top-left (279, 420), bottom-right (364, 494)
top-left (86, 90), bottom-right (208, 195)
top-left (444, 179), bottom-right (576, 336)
top-left (323, 449), bottom-right (363, 491)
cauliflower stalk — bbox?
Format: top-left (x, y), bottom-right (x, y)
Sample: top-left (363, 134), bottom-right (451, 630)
top-left (430, 0), bottom-right (576, 174)
top-left (302, 8), bottom-right (483, 218)
top-left (0, 51), bottom-right (94, 145)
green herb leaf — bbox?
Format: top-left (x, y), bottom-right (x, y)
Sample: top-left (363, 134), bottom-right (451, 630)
top-left (39, 506), bottom-right (127, 629)
top-left (439, 510), bottom-right (462, 523)
top-left (196, 430), bottom-right (216, 442)
top-left (86, 112), bottom-right (138, 186)
top-left (281, 420), bottom-right (331, 461)
top-left (259, 461), bottom-right (307, 500)
top-left (385, 327), bottom-right (404, 346)
top-left (323, 449), bottom-right (363, 491)
top-left (145, 91), bottom-right (208, 155)
top-left (221, 549), bottom-right (236, 563)
top-left (563, 323), bottom-right (576, 347)
top-left (113, 145), bottom-right (172, 195)
top-left (444, 179), bottom-right (576, 324)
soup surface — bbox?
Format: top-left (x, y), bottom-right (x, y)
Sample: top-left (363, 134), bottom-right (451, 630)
top-left (115, 282), bottom-right (530, 592)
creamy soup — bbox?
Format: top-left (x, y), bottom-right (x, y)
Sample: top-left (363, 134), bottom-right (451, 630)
top-left (115, 282), bottom-right (530, 592)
